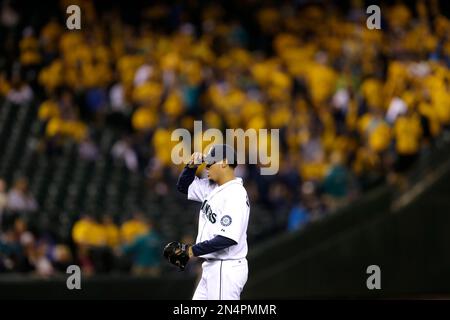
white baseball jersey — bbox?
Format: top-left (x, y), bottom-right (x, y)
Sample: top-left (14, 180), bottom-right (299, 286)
top-left (187, 177), bottom-right (250, 260)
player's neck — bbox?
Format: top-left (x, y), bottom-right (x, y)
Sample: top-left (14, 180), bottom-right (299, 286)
top-left (217, 172), bottom-right (235, 186)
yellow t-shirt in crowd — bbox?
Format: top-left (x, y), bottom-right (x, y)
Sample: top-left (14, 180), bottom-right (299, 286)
top-left (104, 223), bottom-right (120, 248)
top-left (394, 115), bottom-right (422, 155)
top-left (72, 219), bottom-right (107, 247)
top-left (120, 220), bottom-right (149, 244)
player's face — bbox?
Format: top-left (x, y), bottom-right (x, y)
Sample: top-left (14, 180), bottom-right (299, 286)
top-left (206, 161), bottom-right (221, 182)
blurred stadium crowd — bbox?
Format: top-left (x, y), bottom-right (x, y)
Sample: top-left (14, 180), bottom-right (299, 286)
top-left (0, 0), bottom-right (449, 276)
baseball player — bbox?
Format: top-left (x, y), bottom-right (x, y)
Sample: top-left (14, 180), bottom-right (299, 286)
top-left (163, 144), bottom-right (250, 300)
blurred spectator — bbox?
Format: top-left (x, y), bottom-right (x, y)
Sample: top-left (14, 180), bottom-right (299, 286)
top-left (120, 212), bottom-right (149, 245)
top-left (72, 214), bottom-right (95, 247)
top-left (267, 182), bottom-right (291, 212)
top-left (78, 136), bottom-right (100, 161)
top-left (33, 241), bottom-right (54, 277)
top-left (51, 244), bottom-right (73, 273)
top-left (0, 229), bottom-right (24, 272)
top-left (287, 202), bottom-right (310, 232)
top-left (394, 109), bottom-right (423, 173)
top-left (14, 218), bottom-right (34, 247)
top-left (85, 87), bottom-right (108, 120)
top-left (72, 213), bottom-right (115, 274)
top-left (109, 81), bottom-right (129, 114)
top-left (20, 27), bottom-right (41, 68)
top-left (120, 218), bottom-right (161, 276)
top-left (0, 179), bottom-right (7, 227)
top-left (112, 136), bottom-right (139, 172)
top-left (6, 177), bottom-right (38, 213)
top-left (322, 151), bottom-right (352, 210)
top-left (1, 1), bottom-right (19, 29)
top-left (300, 181), bottom-right (326, 223)
top-left (6, 74), bottom-right (33, 104)
top-left (38, 96), bottom-right (60, 122)
top-left (75, 244), bottom-right (94, 276)
top-left (0, 72), bottom-right (10, 97)
top-left (386, 96), bottom-right (408, 124)
top-left (0, 223), bottom-right (34, 273)
top-left (43, 89), bottom-right (88, 144)
top-left (102, 215), bottom-right (120, 249)
top-left (71, 214), bottom-right (100, 275)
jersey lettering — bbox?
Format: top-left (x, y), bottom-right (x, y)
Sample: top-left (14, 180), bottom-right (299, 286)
top-left (207, 210), bottom-right (217, 223)
top-left (201, 200), bottom-right (217, 224)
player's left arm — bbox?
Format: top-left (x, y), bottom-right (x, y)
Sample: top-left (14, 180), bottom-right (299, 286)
top-left (189, 235), bottom-right (237, 257)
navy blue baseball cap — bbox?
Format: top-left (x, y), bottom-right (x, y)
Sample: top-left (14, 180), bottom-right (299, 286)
top-left (204, 144), bottom-right (237, 168)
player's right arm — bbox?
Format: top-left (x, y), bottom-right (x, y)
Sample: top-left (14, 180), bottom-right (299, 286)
top-left (176, 152), bottom-right (214, 202)
top-left (176, 152), bottom-right (203, 194)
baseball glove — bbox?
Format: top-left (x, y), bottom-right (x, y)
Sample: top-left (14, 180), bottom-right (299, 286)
top-left (163, 241), bottom-right (191, 270)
